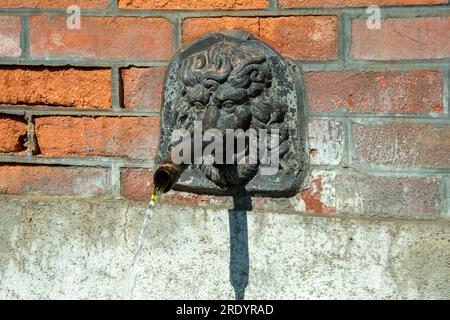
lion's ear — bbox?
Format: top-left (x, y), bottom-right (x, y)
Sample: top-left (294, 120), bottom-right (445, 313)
top-left (247, 83), bottom-right (266, 98)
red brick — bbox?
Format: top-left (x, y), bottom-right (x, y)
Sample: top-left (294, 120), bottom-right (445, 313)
top-left (0, 115), bottom-right (27, 153)
top-left (260, 16), bottom-right (338, 60)
top-left (308, 120), bottom-right (343, 165)
top-left (0, 0), bottom-right (109, 8)
top-left (293, 171), bottom-right (337, 214)
top-left (30, 17), bottom-right (173, 61)
top-left (305, 71), bottom-right (443, 113)
top-left (183, 16), bottom-right (339, 60)
top-left (119, 0), bottom-right (268, 10)
top-left (0, 165), bottom-right (111, 196)
top-left (0, 67), bottom-right (111, 108)
top-left (121, 67), bottom-right (166, 110)
top-left (34, 117), bottom-right (160, 159)
top-left (336, 175), bottom-right (441, 219)
top-left (183, 17), bottom-right (260, 44)
top-left (353, 17), bottom-right (450, 60)
top-left (353, 122), bottom-right (450, 168)
top-left (0, 16), bottom-right (21, 57)
top-left (279, 0), bottom-right (447, 8)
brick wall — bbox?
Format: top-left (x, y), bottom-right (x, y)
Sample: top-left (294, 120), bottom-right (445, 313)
top-left (0, 0), bottom-right (449, 220)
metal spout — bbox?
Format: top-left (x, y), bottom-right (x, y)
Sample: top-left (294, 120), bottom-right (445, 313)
top-left (153, 155), bottom-right (185, 194)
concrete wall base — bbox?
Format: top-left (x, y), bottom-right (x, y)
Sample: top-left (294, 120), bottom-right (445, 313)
top-left (0, 196), bottom-right (449, 300)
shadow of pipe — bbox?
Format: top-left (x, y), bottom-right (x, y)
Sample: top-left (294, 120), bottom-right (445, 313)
top-left (228, 190), bottom-right (252, 300)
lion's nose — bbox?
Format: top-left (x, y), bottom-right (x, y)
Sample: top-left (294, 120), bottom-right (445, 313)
top-left (202, 103), bottom-right (220, 131)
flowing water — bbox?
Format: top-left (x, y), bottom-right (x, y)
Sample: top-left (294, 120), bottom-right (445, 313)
top-left (123, 188), bottom-right (163, 300)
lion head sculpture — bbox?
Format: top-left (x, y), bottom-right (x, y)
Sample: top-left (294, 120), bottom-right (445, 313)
top-left (172, 39), bottom-right (292, 189)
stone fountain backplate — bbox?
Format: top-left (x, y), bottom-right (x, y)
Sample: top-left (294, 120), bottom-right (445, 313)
top-left (156, 30), bottom-right (308, 197)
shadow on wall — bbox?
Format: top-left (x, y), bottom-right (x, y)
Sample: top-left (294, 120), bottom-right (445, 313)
top-left (229, 190), bottom-right (251, 300)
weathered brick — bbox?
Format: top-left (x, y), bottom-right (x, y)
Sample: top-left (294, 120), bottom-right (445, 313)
top-left (352, 122), bottom-right (450, 168)
top-left (353, 17), bottom-right (450, 60)
top-left (122, 169), bottom-right (337, 214)
top-left (30, 17), bottom-right (173, 60)
top-left (305, 71), bottom-right (443, 113)
top-left (279, 0), bottom-right (447, 8)
top-left (184, 16), bottom-right (339, 60)
top-left (0, 16), bottom-right (21, 57)
top-left (121, 167), bottom-right (444, 219)
top-left (246, 197), bottom-right (290, 212)
top-left (308, 120), bottom-right (343, 165)
top-left (121, 168), bottom-right (334, 212)
top-left (0, 67), bottom-right (111, 108)
top-left (0, 165), bottom-right (111, 196)
top-left (121, 169), bottom-right (153, 201)
top-left (160, 192), bottom-right (231, 208)
top-left (0, 0), bottom-right (109, 8)
top-left (120, 168), bottom-right (231, 207)
top-left (118, 0), bottom-right (268, 10)
top-left (292, 171), bottom-right (337, 214)
top-left (0, 115), bottom-right (27, 153)
top-left (121, 67), bottom-right (166, 110)
top-left (336, 175), bottom-right (442, 219)
top-left (34, 117), bottom-right (160, 159)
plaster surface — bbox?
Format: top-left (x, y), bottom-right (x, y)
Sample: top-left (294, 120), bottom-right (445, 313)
top-left (0, 196), bottom-right (449, 300)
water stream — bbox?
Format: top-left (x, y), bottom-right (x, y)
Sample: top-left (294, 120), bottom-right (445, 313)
top-left (123, 189), bottom-right (162, 300)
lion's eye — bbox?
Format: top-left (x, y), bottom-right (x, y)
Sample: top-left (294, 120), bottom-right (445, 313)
top-left (222, 101), bottom-right (235, 109)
